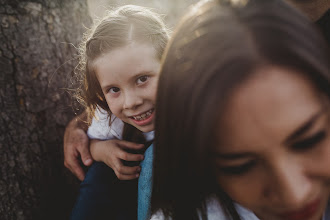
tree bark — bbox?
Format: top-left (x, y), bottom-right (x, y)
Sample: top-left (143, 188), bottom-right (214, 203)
top-left (0, 0), bottom-right (91, 219)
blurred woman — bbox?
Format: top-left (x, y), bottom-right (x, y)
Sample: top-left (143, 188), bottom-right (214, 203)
top-left (151, 0), bottom-right (330, 219)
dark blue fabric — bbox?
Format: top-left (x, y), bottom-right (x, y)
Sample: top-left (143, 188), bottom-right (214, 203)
top-left (70, 162), bottom-right (137, 220)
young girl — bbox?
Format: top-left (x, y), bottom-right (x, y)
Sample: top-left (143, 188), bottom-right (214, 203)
top-left (70, 5), bottom-right (169, 220)
top-left (151, 0), bottom-right (330, 219)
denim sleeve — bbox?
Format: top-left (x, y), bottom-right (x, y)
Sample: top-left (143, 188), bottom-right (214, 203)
top-left (138, 144), bottom-right (154, 220)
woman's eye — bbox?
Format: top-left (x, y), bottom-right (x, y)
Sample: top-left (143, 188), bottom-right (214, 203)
top-left (292, 130), bottom-right (326, 151)
top-left (136, 75), bottom-right (149, 85)
top-left (109, 87), bottom-right (120, 94)
top-left (218, 160), bottom-right (256, 176)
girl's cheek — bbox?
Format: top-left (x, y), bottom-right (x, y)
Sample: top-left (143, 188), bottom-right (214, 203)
top-left (149, 78), bottom-right (159, 98)
top-left (105, 98), bottom-right (117, 112)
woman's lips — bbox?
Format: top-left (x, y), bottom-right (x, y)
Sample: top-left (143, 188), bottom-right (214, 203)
top-left (279, 199), bottom-right (321, 220)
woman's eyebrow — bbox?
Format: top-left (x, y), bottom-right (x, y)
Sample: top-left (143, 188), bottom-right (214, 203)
top-left (214, 109), bottom-right (326, 160)
top-left (283, 109), bottom-right (324, 144)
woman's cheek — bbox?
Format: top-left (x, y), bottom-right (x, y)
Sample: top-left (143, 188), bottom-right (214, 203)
top-left (217, 173), bottom-right (264, 207)
top-left (308, 138), bottom-right (330, 179)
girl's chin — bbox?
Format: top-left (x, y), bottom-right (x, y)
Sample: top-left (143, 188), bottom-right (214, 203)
top-left (125, 120), bottom-right (154, 132)
top-left (136, 124), bottom-right (154, 133)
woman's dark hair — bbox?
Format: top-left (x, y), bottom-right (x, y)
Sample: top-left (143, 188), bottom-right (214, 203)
top-left (151, 0), bottom-right (330, 219)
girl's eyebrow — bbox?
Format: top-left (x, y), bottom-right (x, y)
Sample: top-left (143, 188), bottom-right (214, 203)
top-left (99, 80), bottom-right (117, 92)
top-left (132, 70), bottom-right (155, 77)
top-left (129, 71), bottom-right (157, 83)
top-left (101, 84), bottom-right (113, 92)
top-left (101, 70), bottom-right (156, 91)
top-left (283, 109), bottom-right (325, 145)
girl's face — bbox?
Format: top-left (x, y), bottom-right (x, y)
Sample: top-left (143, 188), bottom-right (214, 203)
top-left (94, 43), bottom-right (160, 132)
top-left (215, 66), bottom-right (330, 220)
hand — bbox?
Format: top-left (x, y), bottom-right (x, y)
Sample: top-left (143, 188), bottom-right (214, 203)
top-left (90, 139), bottom-right (145, 180)
top-left (63, 113), bottom-right (92, 181)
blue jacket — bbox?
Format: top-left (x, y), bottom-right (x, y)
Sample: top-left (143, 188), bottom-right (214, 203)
top-left (138, 144), bottom-right (154, 220)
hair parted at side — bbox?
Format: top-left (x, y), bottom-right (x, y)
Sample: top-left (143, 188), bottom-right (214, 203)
top-left (74, 4), bottom-right (169, 123)
top-left (151, 0), bottom-right (330, 219)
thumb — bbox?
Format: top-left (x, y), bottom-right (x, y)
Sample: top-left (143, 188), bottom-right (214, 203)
top-left (79, 146), bottom-right (93, 166)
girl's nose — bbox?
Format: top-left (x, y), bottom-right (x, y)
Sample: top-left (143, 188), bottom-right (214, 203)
top-left (123, 90), bottom-right (143, 110)
top-left (265, 160), bottom-right (312, 209)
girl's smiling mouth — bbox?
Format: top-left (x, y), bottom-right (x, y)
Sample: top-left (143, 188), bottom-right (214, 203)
top-left (129, 109), bottom-right (155, 126)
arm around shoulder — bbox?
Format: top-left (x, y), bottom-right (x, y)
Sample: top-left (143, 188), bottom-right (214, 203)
top-left (63, 110), bottom-right (92, 180)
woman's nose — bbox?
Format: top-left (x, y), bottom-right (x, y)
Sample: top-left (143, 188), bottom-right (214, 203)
top-left (123, 90), bottom-right (143, 110)
top-left (265, 160), bottom-right (312, 209)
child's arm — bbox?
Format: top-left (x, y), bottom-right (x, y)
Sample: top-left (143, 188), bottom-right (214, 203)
top-left (90, 139), bottom-right (145, 180)
top-left (87, 108), bottom-right (145, 180)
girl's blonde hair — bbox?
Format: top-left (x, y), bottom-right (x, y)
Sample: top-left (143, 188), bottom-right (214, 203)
top-left (75, 5), bottom-right (169, 123)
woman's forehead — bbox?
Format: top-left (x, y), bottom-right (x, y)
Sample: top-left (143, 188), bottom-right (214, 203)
top-left (216, 66), bottom-right (323, 149)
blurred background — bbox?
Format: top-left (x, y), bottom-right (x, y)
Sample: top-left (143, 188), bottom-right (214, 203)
top-left (0, 0), bottom-right (197, 219)
top-left (88, 0), bottom-right (198, 27)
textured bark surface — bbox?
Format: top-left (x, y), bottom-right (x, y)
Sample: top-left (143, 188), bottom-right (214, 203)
top-left (0, 0), bottom-right (91, 219)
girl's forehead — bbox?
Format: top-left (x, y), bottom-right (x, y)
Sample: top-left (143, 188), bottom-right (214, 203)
top-left (93, 43), bottom-right (161, 84)
top-left (94, 42), bottom-right (159, 65)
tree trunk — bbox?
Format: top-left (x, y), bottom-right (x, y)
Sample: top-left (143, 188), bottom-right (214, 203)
top-left (0, 0), bottom-right (91, 219)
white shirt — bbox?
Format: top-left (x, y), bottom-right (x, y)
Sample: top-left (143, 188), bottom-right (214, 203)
top-left (150, 197), bottom-right (258, 220)
top-left (150, 196), bottom-right (330, 220)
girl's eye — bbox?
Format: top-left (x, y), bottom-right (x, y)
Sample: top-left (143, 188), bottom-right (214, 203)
top-left (136, 75), bottom-right (149, 85)
top-left (291, 130), bottom-right (326, 151)
top-left (218, 160), bottom-right (256, 176)
top-left (109, 87), bottom-right (120, 94)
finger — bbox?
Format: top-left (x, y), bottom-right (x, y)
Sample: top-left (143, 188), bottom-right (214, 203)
top-left (73, 167), bottom-right (85, 181)
top-left (116, 140), bottom-right (145, 150)
top-left (115, 172), bottom-right (140, 180)
top-left (111, 158), bottom-right (140, 176)
top-left (117, 150), bottom-right (144, 162)
top-left (117, 165), bottom-right (141, 175)
top-left (68, 158), bottom-right (85, 181)
top-left (77, 143), bottom-right (93, 166)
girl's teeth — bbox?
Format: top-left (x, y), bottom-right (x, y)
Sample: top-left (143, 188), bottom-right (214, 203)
top-left (133, 109), bottom-right (153, 121)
